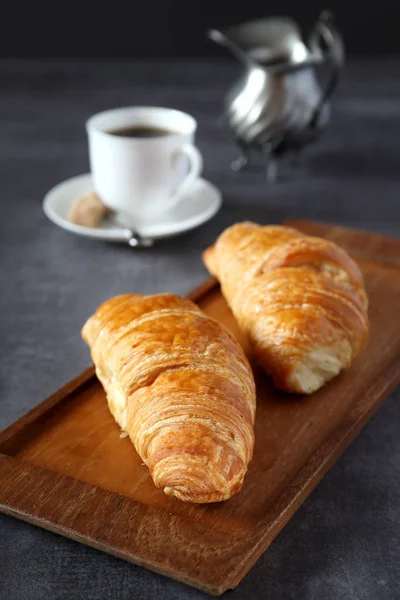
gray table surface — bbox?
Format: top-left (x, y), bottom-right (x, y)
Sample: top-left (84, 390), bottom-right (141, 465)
top-left (1, 58), bottom-right (400, 600)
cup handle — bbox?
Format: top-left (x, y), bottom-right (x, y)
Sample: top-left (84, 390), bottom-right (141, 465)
top-left (171, 143), bottom-right (203, 202)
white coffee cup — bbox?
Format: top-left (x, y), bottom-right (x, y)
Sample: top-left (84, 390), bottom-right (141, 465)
top-left (86, 106), bottom-right (203, 227)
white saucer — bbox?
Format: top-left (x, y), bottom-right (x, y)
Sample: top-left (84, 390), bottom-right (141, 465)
top-left (43, 173), bottom-right (222, 242)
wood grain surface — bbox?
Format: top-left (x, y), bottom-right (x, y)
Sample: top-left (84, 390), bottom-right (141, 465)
top-left (1, 220), bottom-right (400, 595)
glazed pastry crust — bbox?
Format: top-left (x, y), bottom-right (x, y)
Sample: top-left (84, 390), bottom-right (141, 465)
top-left (203, 222), bottom-right (369, 394)
top-left (82, 293), bottom-right (256, 503)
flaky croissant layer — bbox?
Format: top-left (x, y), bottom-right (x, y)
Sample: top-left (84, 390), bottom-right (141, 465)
top-left (82, 293), bottom-right (256, 503)
top-left (203, 222), bottom-right (369, 394)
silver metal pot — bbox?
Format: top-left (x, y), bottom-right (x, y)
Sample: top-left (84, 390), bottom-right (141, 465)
top-left (208, 11), bottom-right (344, 181)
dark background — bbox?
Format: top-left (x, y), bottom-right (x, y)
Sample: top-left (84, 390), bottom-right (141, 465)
top-left (0, 0), bottom-right (398, 58)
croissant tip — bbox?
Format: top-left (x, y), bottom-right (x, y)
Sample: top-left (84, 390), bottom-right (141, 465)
top-left (81, 320), bottom-right (90, 343)
top-left (202, 244), bottom-right (217, 274)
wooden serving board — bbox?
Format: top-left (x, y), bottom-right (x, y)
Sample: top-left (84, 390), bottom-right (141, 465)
top-left (1, 220), bottom-right (400, 595)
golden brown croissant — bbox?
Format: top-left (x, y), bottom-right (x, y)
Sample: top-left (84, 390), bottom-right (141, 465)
top-left (203, 222), bottom-right (369, 394)
top-left (82, 293), bottom-right (256, 503)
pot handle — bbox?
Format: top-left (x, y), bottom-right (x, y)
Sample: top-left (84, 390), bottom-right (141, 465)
top-left (309, 11), bottom-right (345, 126)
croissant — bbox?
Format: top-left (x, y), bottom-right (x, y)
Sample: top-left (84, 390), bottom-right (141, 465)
top-left (203, 222), bottom-right (369, 394)
top-left (82, 293), bottom-right (256, 503)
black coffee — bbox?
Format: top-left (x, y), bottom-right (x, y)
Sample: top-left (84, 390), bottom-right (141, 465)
top-left (108, 126), bottom-right (175, 138)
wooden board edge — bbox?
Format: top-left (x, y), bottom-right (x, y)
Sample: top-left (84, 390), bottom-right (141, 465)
top-left (0, 366), bottom-right (95, 448)
top-left (284, 219), bottom-right (400, 261)
top-left (225, 352), bottom-right (400, 590)
top-left (187, 276), bottom-right (219, 302)
top-left (0, 453), bottom-right (237, 596)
